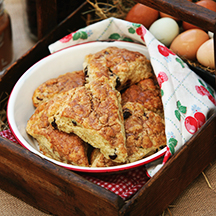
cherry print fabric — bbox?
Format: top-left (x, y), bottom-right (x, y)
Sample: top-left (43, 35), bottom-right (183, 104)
top-left (49, 17), bottom-right (216, 164)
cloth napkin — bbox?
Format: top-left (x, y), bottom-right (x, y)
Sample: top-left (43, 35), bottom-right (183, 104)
top-left (49, 17), bottom-right (216, 174)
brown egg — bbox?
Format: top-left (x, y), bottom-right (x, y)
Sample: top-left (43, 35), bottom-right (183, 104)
top-left (182, 0), bottom-right (216, 30)
top-left (125, 3), bottom-right (159, 29)
top-left (170, 29), bottom-right (209, 61)
top-left (196, 38), bottom-right (215, 69)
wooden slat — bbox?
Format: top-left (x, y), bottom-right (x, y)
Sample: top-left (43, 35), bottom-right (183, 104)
top-left (0, 136), bottom-right (124, 215)
top-left (0, 1), bottom-right (216, 215)
top-left (136, 0), bottom-right (216, 32)
top-left (0, 2), bottom-right (88, 94)
top-left (36, 0), bottom-right (58, 40)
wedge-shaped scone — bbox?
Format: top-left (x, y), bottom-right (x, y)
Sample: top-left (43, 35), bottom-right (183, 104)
top-left (83, 46), bottom-right (153, 90)
top-left (91, 102), bottom-right (166, 167)
top-left (48, 77), bottom-right (127, 163)
top-left (121, 77), bottom-right (164, 118)
top-left (90, 77), bottom-right (166, 167)
top-left (123, 102), bottom-right (166, 163)
top-left (32, 70), bottom-right (85, 107)
top-left (26, 98), bottom-right (89, 167)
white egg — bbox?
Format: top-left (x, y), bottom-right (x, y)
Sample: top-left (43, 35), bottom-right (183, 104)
top-left (149, 17), bottom-right (179, 46)
top-left (208, 31), bottom-right (214, 38)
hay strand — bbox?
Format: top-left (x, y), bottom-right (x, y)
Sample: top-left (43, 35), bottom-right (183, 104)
top-left (84, 0), bottom-right (136, 24)
top-left (202, 171), bottom-right (214, 190)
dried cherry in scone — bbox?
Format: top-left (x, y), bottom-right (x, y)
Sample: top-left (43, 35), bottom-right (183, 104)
top-left (51, 118), bottom-right (58, 129)
top-left (109, 154), bottom-right (117, 160)
top-left (123, 108), bottom-right (132, 119)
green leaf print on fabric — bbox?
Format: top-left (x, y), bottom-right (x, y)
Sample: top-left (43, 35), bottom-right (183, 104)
top-left (175, 110), bottom-right (181, 121)
top-left (175, 100), bottom-right (187, 121)
top-left (109, 33), bottom-right (121, 40)
top-left (80, 31), bottom-right (88, 39)
top-left (132, 23), bottom-right (141, 28)
top-left (177, 101), bottom-right (187, 114)
top-left (72, 31), bottom-right (88, 40)
top-left (122, 37), bottom-right (133, 42)
top-left (161, 89), bottom-right (164, 97)
top-left (175, 57), bottom-right (185, 68)
top-left (128, 27), bottom-right (135, 34)
top-left (168, 138), bottom-right (178, 155)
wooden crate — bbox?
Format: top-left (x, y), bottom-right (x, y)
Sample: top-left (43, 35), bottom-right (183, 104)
top-left (0, 1), bottom-right (215, 215)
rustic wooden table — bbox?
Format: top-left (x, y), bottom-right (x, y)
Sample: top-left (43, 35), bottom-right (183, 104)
top-left (1, 0), bottom-right (215, 215)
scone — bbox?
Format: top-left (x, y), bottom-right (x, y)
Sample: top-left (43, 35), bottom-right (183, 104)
top-left (90, 148), bottom-right (125, 167)
top-left (48, 77), bottom-right (127, 163)
top-left (83, 46), bottom-right (153, 90)
top-left (123, 102), bottom-right (166, 163)
top-left (26, 98), bottom-right (89, 167)
top-left (32, 70), bottom-right (85, 107)
top-left (91, 102), bottom-right (166, 167)
top-left (90, 78), bottom-right (166, 167)
top-left (121, 77), bottom-right (164, 117)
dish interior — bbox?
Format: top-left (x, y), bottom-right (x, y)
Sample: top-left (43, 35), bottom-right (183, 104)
top-left (7, 41), bottom-right (166, 173)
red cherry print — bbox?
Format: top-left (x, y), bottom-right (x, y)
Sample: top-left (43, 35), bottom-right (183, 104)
top-left (157, 72), bottom-right (168, 88)
top-left (195, 85), bottom-right (216, 105)
top-left (60, 33), bottom-right (73, 43)
top-left (141, 25), bottom-right (147, 36)
top-left (167, 49), bottom-right (175, 55)
top-left (162, 147), bottom-right (172, 164)
top-left (194, 112), bottom-right (205, 128)
top-left (136, 27), bottom-right (142, 35)
top-left (158, 45), bottom-right (175, 57)
top-left (208, 95), bottom-right (216, 106)
top-left (158, 45), bottom-right (169, 57)
top-left (195, 85), bottom-right (211, 97)
top-left (195, 86), bottom-right (205, 96)
top-left (184, 116), bottom-right (198, 134)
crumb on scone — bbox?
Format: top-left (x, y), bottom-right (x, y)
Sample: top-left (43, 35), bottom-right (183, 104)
top-left (32, 70), bottom-right (85, 107)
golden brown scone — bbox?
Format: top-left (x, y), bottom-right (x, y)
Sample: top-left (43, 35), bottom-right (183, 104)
top-left (90, 103), bottom-right (166, 167)
top-left (121, 77), bottom-right (164, 117)
top-left (123, 102), bottom-right (166, 163)
top-left (90, 148), bottom-right (125, 167)
top-left (26, 98), bottom-right (89, 167)
top-left (32, 70), bottom-right (85, 107)
top-left (83, 47), bottom-right (153, 90)
top-left (48, 77), bottom-right (127, 163)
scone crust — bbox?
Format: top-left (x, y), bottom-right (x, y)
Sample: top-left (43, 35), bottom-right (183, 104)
top-left (32, 70), bottom-right (85, 107)
top-left (123, 102), bottom-right (166, 163)
top-left (83, 46), bottom-right (153, 90)
top-left (90, 148), bottom-right (124, 167)
top-left (48, 77), bottom-right (127, 163)
top-left (26, 99), bottom-right (89, 167)
top-left (121, 77), bottom-right (164, 117)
